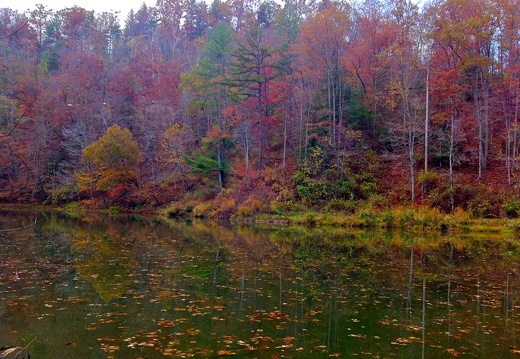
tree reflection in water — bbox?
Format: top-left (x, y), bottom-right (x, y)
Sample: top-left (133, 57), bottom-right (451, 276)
top-left (1, 212), bottom-right (520, 358)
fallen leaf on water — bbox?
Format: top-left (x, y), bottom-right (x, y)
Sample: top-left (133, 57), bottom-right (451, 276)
top-left (446, 348), bottom-right (460, 356)
top-left (391, 338), bottom-right (410, 346)
top-left (217, 350), bottom-right (236, 355)
top-left (100, 344), bottom-right (119, 353)
top-left (157, 319), bottom-right (175, 328)
top-left (280, 336), bottom-right (296, 342)
top-left (275, 344), bottom-right (293, 349)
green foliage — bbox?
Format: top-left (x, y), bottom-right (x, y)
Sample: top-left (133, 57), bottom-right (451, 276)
top-left (325, 199), bottom-right (357, 213)
top-left (40, 50), bottom-right (60, 73)
top-left (359, 211), bottom-right (377, 227)
top-left (45, 183), bottom-right (79, 205)
top-left (269, 200), bottom-right (305, 214)
top-left (418, 171), bottom-right (441, 196)
top-left (62, 202), bottom-right (82, 218)
top-left (294, 176), bottom-right (356, 206)
top-left (381, 212), bottom-right (395, 228)
top-left (184, 150), bottom-right (227, 176)
top-left (418, 170), bottom-right (440, 185)
top-left (294, 147), bottom-right (380, 207)
top-left (203, 22), bottom-right (234, 66)
top-left (348, 97), bottom-right (372, 131)
top-left (104, 206), bottom-right (122, 217)
top-left (357, 172), bottom-right (378, 198)
top-left (503, 201), bottom-right (520, 218)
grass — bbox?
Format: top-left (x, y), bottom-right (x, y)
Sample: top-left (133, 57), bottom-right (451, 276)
top-left (238, 205), bottom-right (520, 236)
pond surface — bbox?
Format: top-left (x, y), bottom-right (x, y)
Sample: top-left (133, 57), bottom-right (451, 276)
top-left (1, 212), bottom-right (520, 358)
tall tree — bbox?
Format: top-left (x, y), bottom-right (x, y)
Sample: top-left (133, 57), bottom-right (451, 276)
top-left (230, 25), bottom-right (285, 170)
top-left (497, 0), bottom-right (520, 186)
top-left (386, 0), bottom-right (423, 201)
top-left (296, 4), bottom-right (350, 153)
top-left (428, 0), bottom-right (500, 179)
top-left (182, 22), bottom-right (235, 187)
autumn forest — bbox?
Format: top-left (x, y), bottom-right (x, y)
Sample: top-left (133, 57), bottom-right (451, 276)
top-left (1, 0), bottom-right (520, 219)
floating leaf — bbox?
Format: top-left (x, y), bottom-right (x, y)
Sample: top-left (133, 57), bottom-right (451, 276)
top-left (446, 348), bottom-right (460, 356)
top-left (217, 350), bottom-right (236, 355)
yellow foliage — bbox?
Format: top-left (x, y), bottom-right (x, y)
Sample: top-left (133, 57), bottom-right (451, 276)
top-left (80, 125), bottom-right (142, 192)
top-left (192, 202), bottom-right (214, 217)
top-left (161, 123), bottom-right (193, 164)
top-left (76, 169), bottom-right (99, 191)
top-left (237, 198), bottom-right (265, 217)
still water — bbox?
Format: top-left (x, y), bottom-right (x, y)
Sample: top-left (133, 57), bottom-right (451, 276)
top-left (1, 211), bottom-right (520, 358)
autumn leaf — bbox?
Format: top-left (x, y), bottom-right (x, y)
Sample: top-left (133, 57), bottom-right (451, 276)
top-left (446, 348), bottom-right (460, 356)
top-left (217, 350), bottom-right (236, 355)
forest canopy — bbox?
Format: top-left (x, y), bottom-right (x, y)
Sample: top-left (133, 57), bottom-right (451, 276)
top-left (1, 0), bottom-right (519, 218)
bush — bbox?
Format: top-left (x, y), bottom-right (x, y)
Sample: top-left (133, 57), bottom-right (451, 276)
top-left (325, 199), bottom-right (357, 213)
top-left (381, 212), bottom-right (395, 228)
top-left (503, 201), bottom-right (520, 218)
top-left (238, 198), bottom-right (266, 217)
top-left (105, 206), bottom-right (122, 216)
top-left (192, 202), bottom-right (213, 217)
top-left (418, 170), bottom-right (440, 188)
top-left (465, 184), bottom-right (503, 218)
top-left (359, 211), bottom-right (377, 227)
top-left (46, 183), bottom-right (80, 205)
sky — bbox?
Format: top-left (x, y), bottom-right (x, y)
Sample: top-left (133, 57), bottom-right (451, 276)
top-left (6, 0), bottom-right (156, 20)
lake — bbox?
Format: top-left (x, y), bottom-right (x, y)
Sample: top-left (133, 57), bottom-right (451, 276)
top-left (1, 211), bottom-right (520, 358)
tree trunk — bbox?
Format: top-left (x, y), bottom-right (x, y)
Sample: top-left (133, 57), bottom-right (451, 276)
top-left (449, 111), bottom-right (456, 212)
top-left (257, 84), bottom-right (263, 170)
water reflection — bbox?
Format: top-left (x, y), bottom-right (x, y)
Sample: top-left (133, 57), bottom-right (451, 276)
top-left (1, 212), bottom-right (520, 358)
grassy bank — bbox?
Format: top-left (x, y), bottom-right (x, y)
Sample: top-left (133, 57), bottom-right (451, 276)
top-left (249, 208), bottom-right (520, 235)
top-left (4, 200), bottom-right (519, 237)
top-left (161, 200), bottom-right (520, 236)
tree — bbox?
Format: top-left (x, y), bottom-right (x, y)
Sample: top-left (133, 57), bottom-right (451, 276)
top-left (181, 22), bottom-right (235, 187)
top-left (79, 124), bottom-right (142, 194)
top-left (231, 25), bottom-right (286, 170)
top-left (160, 123), bottom-right (194, 191)
top-left (430, 67), bottom-right (467, 211)
top-left (346, 0), bottom-right (393, 139)
top-left (428, 0), bottom-right (500, 179)
top-left (183, 0), bottom-right (209, 41)
top-left (29, 4), bottom-right (53, 55)
top-left (385, 0), bottom-right (423, 201)
top-left (296, 4), bottom-right (350, 153)
top-left (496, 0), bottom-right (520, 186)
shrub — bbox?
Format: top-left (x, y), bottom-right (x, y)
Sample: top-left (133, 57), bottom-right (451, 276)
top-left (359, 211), bottom-right (377, 227)
top-left (46, 183), bottom-right (80, 205)
top-left (192, 202), bottom-right (213, 217)
top-left (325, 199), bottom-right (357, 213)
top-left (418, 170), bottom-right (440, 188)
top-left (105, 206), bottom-right (122, 216)
top-left (238, 198), bottom-right (266, 217)
top-left (503, 201), bottom-right (520, 218)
